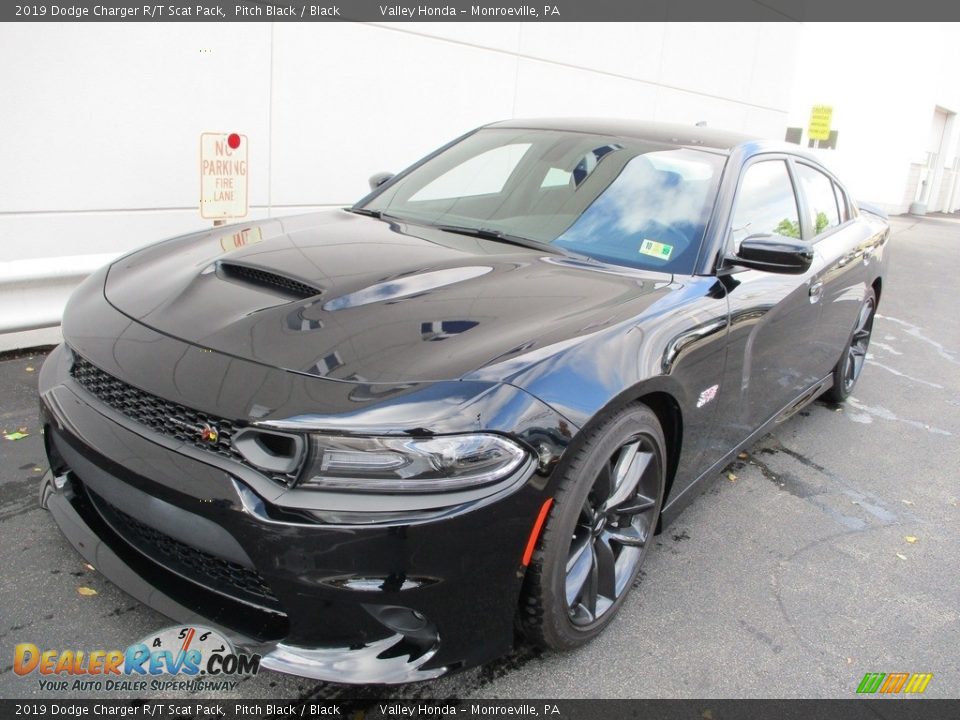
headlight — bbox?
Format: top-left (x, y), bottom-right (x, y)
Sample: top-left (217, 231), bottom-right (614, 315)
top-left (300, 433), bottom-right (527, 493)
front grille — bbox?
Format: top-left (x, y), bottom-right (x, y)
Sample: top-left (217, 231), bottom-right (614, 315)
top-left (88, 489), bottom-right (282, 611)
top-left (219, 262), bottom-right (320, 299)
top-left (70, 354), bottom-right (298, 486)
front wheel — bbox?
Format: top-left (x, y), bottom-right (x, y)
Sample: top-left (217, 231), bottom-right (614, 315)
top-left (824, 287), bottom-right (876, 403)
top-left (519, 403), bottom-right (666, 650)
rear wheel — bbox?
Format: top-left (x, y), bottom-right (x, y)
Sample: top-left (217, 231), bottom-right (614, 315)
top-left (824, 288), bottom-right (876, 403)
top-left (520, 403), bottom-right (666, 650)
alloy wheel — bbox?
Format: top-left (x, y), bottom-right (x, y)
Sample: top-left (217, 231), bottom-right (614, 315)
top-left (564, 435), bottom-right (662, 626)
top-left (842, 296), bottom-right (876, 392)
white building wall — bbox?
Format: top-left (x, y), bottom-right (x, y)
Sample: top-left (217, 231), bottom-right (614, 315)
top-left (787, 23), bottom-right (960, 215)
top-left (2, 21), bottom-right (804, 349)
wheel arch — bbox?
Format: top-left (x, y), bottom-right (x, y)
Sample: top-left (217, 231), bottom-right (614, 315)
top-left (555, 383), bottom-right (685, 529)
top-left (635, 391), bottom-right (683, 532)
top-left (530, 377), bottom-right (689, 542)
top-left (871, 276), bottom-right (882, 307)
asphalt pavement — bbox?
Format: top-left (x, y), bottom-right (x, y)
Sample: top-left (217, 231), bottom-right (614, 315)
top-left (1, 214), bottom-right (957, 699)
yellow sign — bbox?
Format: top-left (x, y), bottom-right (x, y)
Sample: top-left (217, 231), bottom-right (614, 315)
top-left (808, 105), bottom-right (833, 141)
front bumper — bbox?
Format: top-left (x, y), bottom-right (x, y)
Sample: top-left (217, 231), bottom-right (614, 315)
top-left (38, 340), bottom-right (569, 683)
top-left (40, 469), bottom-right (448, 684)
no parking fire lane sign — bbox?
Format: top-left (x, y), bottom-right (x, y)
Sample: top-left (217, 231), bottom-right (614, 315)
top-left (200, 132), bottom-right (248, 219)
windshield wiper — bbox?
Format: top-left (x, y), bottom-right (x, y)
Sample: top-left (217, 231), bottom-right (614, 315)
top-left (350, 213), bottom-right (587, 262)
top-left (346, 207), bottom-right (382, 218)
top-left (347, 208), bottom-right (411, 224)
top-left (434, 224), bottom-right (560, 254)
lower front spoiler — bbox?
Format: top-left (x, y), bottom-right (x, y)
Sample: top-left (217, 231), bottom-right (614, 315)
top-left (261, 635), bottom-right (443, 684)
top-left (40, 471), bottom-right (447, 685)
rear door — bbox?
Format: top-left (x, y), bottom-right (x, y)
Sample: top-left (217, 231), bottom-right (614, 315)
top-left (793, 162), bottom-right (872, 371)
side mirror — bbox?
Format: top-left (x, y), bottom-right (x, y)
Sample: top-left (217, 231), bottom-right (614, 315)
top-left (368, 171), bottom-right (394, 191)
top-left (727, 234), bottom-right (814, 275)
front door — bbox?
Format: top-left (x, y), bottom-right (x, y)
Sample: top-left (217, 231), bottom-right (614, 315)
top-left (716, 158), bottom-right (825, 445)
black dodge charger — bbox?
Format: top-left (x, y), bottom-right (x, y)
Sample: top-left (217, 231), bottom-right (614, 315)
top-left (38, 119), bottom-right (889, 683)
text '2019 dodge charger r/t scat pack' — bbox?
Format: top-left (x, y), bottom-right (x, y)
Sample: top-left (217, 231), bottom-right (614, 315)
top-left (38, 119), bottom-right (889, 683)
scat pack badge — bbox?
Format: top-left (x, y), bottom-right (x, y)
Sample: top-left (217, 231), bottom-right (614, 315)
top-left (13, 625), bottom-right (260, 692)
top-left (167, 416), bottom-right (220, 444)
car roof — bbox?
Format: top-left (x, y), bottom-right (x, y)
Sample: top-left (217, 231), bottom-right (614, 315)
top-left (485, 118), bottom-right (760, 153)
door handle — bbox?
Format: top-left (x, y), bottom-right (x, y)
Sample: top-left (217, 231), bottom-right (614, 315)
top-left (808, 280), bottom-right (824, 304)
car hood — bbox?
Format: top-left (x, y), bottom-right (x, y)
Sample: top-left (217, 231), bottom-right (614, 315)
top-left (105, 211), bottom-right (677, 383)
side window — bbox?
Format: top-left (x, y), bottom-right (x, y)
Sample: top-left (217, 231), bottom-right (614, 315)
top-left (731, 160), bottom-right (801, 243)
top-left (796, 164), bottom-right (841, 237)
top-left (833, 181), bottom-right (850, 223)
top-left (410, 143), bottom-right (531, 201)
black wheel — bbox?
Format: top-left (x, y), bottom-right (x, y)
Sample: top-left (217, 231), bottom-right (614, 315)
top-left (520, 403), bottom-right (666, 650)
top-left (824, 288), bottom-right (876, 403)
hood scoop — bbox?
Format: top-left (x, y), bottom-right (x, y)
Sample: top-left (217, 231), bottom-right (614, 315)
top-left (217, 262), bottom-right (321, 300)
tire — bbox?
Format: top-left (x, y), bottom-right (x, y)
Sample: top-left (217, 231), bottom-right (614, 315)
top-left (824, 287), bottom-right (876, 403)
top-left (519, 403), bottom-right (666, 650)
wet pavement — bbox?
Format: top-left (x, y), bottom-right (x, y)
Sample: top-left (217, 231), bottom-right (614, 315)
top-left (1, 214), bottom-right (958, 699)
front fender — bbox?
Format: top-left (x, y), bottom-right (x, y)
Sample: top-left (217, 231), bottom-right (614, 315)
top-left (469, 275), bottom-right (731, 510)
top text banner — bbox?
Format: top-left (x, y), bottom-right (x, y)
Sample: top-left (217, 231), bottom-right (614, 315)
top-left (6, 0), bottom-right (960, 21)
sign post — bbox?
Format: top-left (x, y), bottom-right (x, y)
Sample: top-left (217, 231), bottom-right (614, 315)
top-left (200, 132), bottom-right (248, 225)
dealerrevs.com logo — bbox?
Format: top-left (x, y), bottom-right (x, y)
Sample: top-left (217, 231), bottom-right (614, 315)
top-left (13, 625), bottom-right (260, 692)
top-left (856, 672), bottom-right (934, 695)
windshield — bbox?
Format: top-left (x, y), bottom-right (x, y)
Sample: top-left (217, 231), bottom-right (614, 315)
top-left (361, 128), bottom-right (726, 274)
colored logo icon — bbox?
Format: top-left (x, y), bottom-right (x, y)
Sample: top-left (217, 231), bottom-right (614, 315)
top-left (857, 672), bottom-right (933, 694)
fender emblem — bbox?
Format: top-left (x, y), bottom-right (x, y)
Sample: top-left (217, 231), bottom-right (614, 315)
top-left (697, 384), bottom-right (719, 408)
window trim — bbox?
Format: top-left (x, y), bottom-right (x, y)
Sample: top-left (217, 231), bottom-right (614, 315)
top-left (832, 181), bottom-right (849, 223)
top-left (833, 178), bottom-right (858, 221)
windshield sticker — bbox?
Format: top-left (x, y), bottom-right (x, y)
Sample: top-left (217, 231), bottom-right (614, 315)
top-left (639, 239), bottom-right (673, 261)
